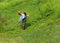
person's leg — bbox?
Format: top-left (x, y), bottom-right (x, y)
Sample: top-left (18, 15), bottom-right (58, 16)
top-left (22, 19), bottom-right (26, 30)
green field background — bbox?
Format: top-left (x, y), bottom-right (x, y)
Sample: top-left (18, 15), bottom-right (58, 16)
top-left (0, 0), bottom-right (60, 43)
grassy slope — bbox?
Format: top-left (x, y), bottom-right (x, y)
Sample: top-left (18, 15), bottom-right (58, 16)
top-left (0, 0), bottom-right (60, 43)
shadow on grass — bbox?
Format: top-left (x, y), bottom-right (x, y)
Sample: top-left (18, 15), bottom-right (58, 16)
top-left (26, 23), bottom-right (31, 29)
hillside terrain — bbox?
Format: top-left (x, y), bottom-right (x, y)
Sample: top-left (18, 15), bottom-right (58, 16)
top-left (0, 0), bottom-right (60, 43)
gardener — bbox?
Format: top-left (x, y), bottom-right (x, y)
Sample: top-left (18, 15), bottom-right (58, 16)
top-left (18, 11), bottom-right (29, 30)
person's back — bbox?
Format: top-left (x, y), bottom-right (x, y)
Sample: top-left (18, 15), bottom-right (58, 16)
top-left (20, 13), bottom-right (26, 21)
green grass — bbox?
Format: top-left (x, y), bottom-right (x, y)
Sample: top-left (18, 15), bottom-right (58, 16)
top-left (0, 0), bottom-right (60, 43)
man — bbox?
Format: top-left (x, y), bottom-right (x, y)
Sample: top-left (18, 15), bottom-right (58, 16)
top-left (18, 11), bottom-right (29, 30)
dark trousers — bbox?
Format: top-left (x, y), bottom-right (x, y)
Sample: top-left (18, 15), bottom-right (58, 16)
top-left (22, 18), bottom-right (26, 30)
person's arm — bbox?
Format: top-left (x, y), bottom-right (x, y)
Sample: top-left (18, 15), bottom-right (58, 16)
top-left (18, 17), bottom-right (21, 23)
top-left (26, 14), bottom-right (29, 18)
top-left (18, 16), bottom-right (22, 23)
